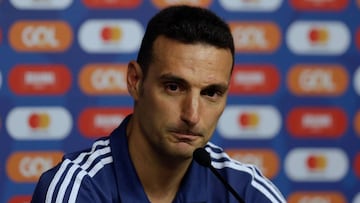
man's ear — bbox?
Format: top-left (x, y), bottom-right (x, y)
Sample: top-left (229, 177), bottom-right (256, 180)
top-left (127, 61), bottom-right (143, 100)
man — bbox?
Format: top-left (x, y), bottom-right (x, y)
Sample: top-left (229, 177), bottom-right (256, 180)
top-left (32, 5), bottom-right (285, 203)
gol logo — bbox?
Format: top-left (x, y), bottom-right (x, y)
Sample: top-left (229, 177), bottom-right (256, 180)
top-left (151, 0), bottom-right (212, 8)
top-left (9, 20), bottom-right (72, 52)
top-left (82, 0), bottom-right (142, 8)
top-left (229, 64), bottom-right (280, 95)
top-left (287, 191), bottom-right (346, 203)
top-left (285, 148), bottom-right (348, 181)
top-left (229, 22), bottom-right (281, 53)
top-left (354, 110), bottom-right (360, 136)
top-left (78, 107), bottom-right (133, 138)
top-left (8, 64), bottom-right (72, 95)
top-left (287, 64), bottom-right (348, 96)
top-left (79, 64), bottom-right (128, 95)
top-left (290, 0), bottom-right (348, 11)
top-left (225, 149), bottom-right (279, 179)
top-left (353, 152), bottom-right (360, 179)
top-left (287, 107), bottom-right (347, 138)
top-left (6, 151), bottom-right (63, 182)
top-left (218, 105), bottom-right (281, 139)
top-left (8, 195), bottom-right (32, 203)
top-left (219, 0), bottom-right (282, 12)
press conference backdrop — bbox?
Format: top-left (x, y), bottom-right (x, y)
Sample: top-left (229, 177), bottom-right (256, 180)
top-left (1, 0), bottom-right (360, 202)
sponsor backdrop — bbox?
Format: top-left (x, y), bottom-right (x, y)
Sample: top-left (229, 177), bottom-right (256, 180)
top-left (0, 0), bottom-right (360, 202)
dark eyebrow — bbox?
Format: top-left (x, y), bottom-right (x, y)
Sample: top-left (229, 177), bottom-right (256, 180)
top-left (159, 73), bottom-right (229, 92)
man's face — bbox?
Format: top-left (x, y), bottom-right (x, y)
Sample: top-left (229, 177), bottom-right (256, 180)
top-left (132, 36), bottom-right (233, 159)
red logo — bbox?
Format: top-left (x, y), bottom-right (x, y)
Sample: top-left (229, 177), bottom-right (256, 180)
top-left (306, 154), bottom-right (327, 172)
top-left (28, 112), bottom-right (50, 130)
top-left (356, 27), bottom-right (360, 51)
top-left (8, 64), bottom-right (72, 95)
top-left (238, 112), bottom-right (259, 129)
top-left (101, 26), bottom-right (122, 42)
top-left (8, 195), bottom-right (32, 203)
top-left (290, 0), bottom-right (348, 11)
top-left (354, 152), bottom-right (360, 179)
top-left (82, 0), bottom-right (142, 8)
top-left (308, 27), bottom-right (329, 45)
top-left (287, 107), bottom-right (347, 138)
top-left (229, 64), bottom-right (280, 95)
top-left (78, 107), bottom-right (133, 138)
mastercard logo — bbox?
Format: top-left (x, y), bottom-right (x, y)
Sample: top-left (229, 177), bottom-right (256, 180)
top-left (8, 64), bottom-right (72, 95)
top-left (290, 0), bottom-right (348, 11)
top-left (10, 0), bottom-right (73, 9)
top-left (101, 26), bottom-right (122, 42)
top-left (219, 0), bottom-right (282, 12)
top-left (229, 64), bottom-right (280, 95)
top-left (229, 21), bottom-right (281, 53)
top-left (6, 151), bottom-right (63, 182)
top-left (218, 105), bottom-right (281, 139)
top-left (225, 149), bottom-right (279, 179)
top-left (79, 64), bottom-right (128, 95)
top-left (9, 20), bottom-right (73, 52)
top-left (287, 191), bottom-right (346, 203)
top-left (151, 0), bottom-right (212, 8)
top-left (287, 64), bottom-right (348, 96)
top-left (78, 107), bottom-right (132, 138)
top-left (286, 21), bottom-right (350, 55)
top-left (6, 106), bottom-right (72, 140)
top-left (287, 107), bottom-right (347, 138)
top-left (78, 19), bottom-right (143, 53)
top-left (82, 0), bottom-right (142, 8)
top-left (285, 148), bottom-right (348, 181)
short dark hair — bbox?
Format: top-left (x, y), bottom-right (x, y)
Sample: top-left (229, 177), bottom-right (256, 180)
top-left (136, 5), bottom-right (235, 77)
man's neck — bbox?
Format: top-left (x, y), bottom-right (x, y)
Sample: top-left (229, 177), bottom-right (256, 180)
top-left (126, 118), bottom-right (191, 203)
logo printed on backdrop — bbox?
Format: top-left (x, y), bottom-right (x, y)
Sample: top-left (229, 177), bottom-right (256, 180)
top-left (225, 149), bottom-right (279, 179)
top-left (78, 107), bottom-right (132, 138)
top-left (287, 191), bottom-right (347, 203)
top-left (287, 107), bottom-right (347, 138)
top-left (78, 19), bottom-right (143, 53)
top-left (79, 64), bottom-right (128, 95)
top-left (219, 0), bottom-right (282, 12)
top-left (10, 0), bottom-right (73, 10)
top-left (354, 153), bottom-right (360, 178)
top-left (290, 0), bottom-right (348, 11)
top-left (229, 22), bottom-right (281, 53)
top-left (151, 0), bottom-right (212, 8)
top-left (217, 105), bottom-right (281, 139)
top-left (9, 20), bottom-right (72, 52)
top-left (286, 21), bottom-right (350, 55)
top-left (6, 151), bottom-right (63, 182)
top-left (8, 195), bottom-right (32, 203)
top-left (82, 0), bottom-right (142, 8)
top-left (354, 193), bottom-right (360, 203)
top-left (284, 148), bottom-right (348, 181)
top-left (6, 107), bottom-right (72, 140)
top-left (354, 110), bottom-right (360, 136)
top-left (354, 66), bottom-right (360, 96)
top-left (8, 64), bottom-right (72, 95)
top-left (229, 64), bottom-right (280, 95)
top-left (287, 64), bottom-right (348, 96)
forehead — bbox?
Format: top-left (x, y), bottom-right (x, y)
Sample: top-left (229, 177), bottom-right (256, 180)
top-left (149, 36), bottom-right (233, 85)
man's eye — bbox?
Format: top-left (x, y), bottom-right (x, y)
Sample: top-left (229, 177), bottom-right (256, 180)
top-left (201, 89), bottom-right (222, 97)
top-left (165, 83), bottom-right (180, 91)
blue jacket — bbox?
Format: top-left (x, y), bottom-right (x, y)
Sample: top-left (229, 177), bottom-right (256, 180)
top-left (32, 115), bottom-right (285, 203)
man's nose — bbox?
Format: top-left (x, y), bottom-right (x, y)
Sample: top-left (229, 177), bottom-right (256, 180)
top-left (180, 94), bottom-right (200, 126)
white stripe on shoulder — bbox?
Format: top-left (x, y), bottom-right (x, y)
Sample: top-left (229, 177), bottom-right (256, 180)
top-left (45, 139), bottom-right (110, 203)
